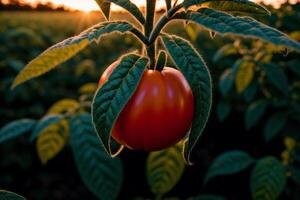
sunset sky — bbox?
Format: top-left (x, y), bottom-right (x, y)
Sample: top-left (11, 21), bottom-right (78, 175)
top-left (3, 0), bottom-right (299, 11)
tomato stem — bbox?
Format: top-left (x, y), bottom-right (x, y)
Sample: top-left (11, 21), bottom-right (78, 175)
top-left (145, 0), bottom-right (156, 69)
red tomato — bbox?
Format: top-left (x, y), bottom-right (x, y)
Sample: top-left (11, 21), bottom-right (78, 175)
top-left (98, 60), bottom-right (194, 151)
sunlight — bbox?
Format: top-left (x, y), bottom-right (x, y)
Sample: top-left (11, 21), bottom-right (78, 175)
top-left (18, 0), bottom-right (300, 11)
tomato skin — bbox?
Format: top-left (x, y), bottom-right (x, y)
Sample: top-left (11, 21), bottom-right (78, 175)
top-left (98, 61), bottom-right (194, 151)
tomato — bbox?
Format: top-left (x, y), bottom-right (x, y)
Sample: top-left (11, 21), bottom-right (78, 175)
top-left (98, 60), bottom-right (194, 151)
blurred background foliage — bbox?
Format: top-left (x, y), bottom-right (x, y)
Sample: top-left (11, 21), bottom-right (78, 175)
top-left (0, 2), bottom-right (300, 200)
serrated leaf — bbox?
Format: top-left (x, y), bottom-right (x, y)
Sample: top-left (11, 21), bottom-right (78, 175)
top-left (213, 44), bottom-right (238, 62)
top-left (235, 60), bottom-right (254, 93)
top-left (204, 151), bottom-right (254, 184)
top-left (47, 99), bottom-right (79, 115)
top-left (174, 8), bottom-right (300, 53)
top-left (245, 100), bottom-right (267, 130)
top-left (95, 0), bottom-right (111, 20)
top-left (161, 34), bottom-right (212, 165)
top-left (196, 0), bottom-right (269, 15)
top-left (217, 101), bottom-right (231, 122)
top-left (262, 63), bottom-right (289, 96)
top-left (36, 120), bottom-right (69, 164)
top-left (0, 119), bottom-right (35, 143)
top-left (106, 0), bottom-right (145, 24)
top-left (0, 190), bottom-right (25, 200)
top-left (147, 142), bottom-right (185, 196)
top-left (193, 195), bottom-right (226, 200)
top-left (251, 157), bottom-right (287, 200)
top-left (290, 166), bottom-right (300, 187)
top-left (92, 54), bottom-right (148, 156)
top-left (12, 21), bottom-right (133, 88)
top-left (70, 114), bottom-right (123, 200)
top-left (183, 0), bottom-right (270, 15)
top-left (263, 114), bottom-right (286, 142)
top-left (30, 114), bottom-right (64, 141)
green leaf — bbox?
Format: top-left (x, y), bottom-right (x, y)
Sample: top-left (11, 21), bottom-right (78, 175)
top-left (30, 114), bottom-right (64, 141)
top-left (161, 34), bottom-right (212, 165)
top-left (92, 54), bottom-right (148, 156)
top-left (213, 44), bottom-right (238, 63)
top-left (147, 142), bottom-right (185, 196)
top-left (193, 195), bottom-right (226, 200)
top-left (287, 60), bottom-right (300, 77)
top-left (95, 0), bottom-right (111, 20)
top-left (290, 166), bottom-right (300, 187)
top-left (12, 21), bottom-right (133, 88)
top-left (245, 100), bottom-right (267, 130)
top-left (251, 157), bottom-right (287, 200)
top-left (0, 190), bottom-right (25, 200)
top-left (106, 0), bottom-right (145, 24)
top-left (174, 8), bottom-right (300, 53)
top-left (262, 63), bottom-right (289, 96)
top-left (218, 59), bottom-right (240, 96)
top-left (235, 60), bottom-right (254, 93)
top-left (0, 119), bottom-right (35, 143)
top-left (243, 80), bottom-right (258, 103)
top-left (217, 101), bottom-right (231, 122)
top-left (183, 0), bottom-right (270, 15)
top-left (70, 114), bottom-right (123, 200)
top-left (204, 151), bottom-right (254, 184)
top-left (264, 113), bottom-right (286, 142)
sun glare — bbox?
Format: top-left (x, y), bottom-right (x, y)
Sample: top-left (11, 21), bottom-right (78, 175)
top-left (17, 0), bottom-right (300, 12)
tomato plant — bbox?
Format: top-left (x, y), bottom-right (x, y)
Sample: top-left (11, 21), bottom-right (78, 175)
top-left (1, 1), bottom-right (300, 200)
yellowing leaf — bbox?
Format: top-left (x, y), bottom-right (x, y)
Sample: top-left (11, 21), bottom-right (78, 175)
top-left (36, 118), bottom-right (69, 164)
top-left (235, 61), bottom-right (254, 93)
top-left (12, 39), bottom-right (89, 89)
top-left (47, 99), bottom-right (79, 115)
top-left (79, 83), bottom-right (98, 95)
top-left (11, 21), bottom-right (133, 88)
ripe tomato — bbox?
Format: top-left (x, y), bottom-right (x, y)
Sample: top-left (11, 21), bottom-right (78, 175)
top-left (98, 60), bottom-right (194, 151)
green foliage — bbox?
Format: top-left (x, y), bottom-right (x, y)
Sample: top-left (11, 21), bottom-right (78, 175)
top-left (12, 21), bottom-right (133, 88)
top-left (204, 151), bottom-right (254, 183)
top-left (0, 119), bottom-right (35, 143)
top-left (251, 157), bottom-right (287, 200)
top-left (147, 142), bottom-right (185, 196)
top-left (264, 113), bottom-right (287, 142)
top-left (193, 195), bottom-right (226, 200)
top-left (235, 60), bottom-right (254, 93)
top-left (174, 8), bottom-right (300, 52)
top-left (0, 190), bottom-right (25, 200)
top-left (262, 63), bottom-right (289, 96)
top-left (245, 100), bottom-right (267, 130)
top-left (216, 101), bottom-right (231, 122)
top-left (30, 114), bottom-right (63, 141)
top-left (92, 54), bottom-right (148, 156)
top-left (183, 0), bottom-right (270, 15)
top-left (290, 166), bottom-right (300, 187)
top-left (95, 0), bottom-right (111, 20)
top-left (70, 114), bottom-right (123, 200)
top-left (105, 0), bottom-right (145, 24)
top-left (213, 44), bottom-right (238, 63)
top-left (161, 34), bottom-right (212, 164)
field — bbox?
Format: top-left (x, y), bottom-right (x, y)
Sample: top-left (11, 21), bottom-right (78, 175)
top-left (0, 3), bottom-right (300, 200)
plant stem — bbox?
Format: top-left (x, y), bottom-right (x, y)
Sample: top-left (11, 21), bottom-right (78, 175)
top-left (149, 4), bottom-right (183, 44)
top-left (145, 0), bottom-right (157, 69)
top-left (130, 27), bottom-right (149, 46)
